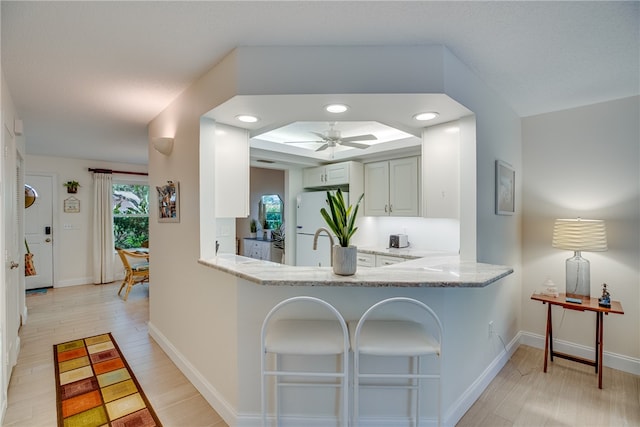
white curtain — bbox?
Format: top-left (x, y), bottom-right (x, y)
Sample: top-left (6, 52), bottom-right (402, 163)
top-left (93, 173), bottom-right (115, 284)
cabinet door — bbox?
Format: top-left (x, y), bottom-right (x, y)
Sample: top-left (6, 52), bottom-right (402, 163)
top-left (375, 255), bottom-right (405, 267)
top-left (364, 161), bottom-right (390, 216)
top-left (389, 157), bottom-right (419, 217)
top-left (303, 166), bottom-right (326, 188)
top-left (242, 239), bottom-right (253, 257)
top-left (325, 162), bottom-right (349, 186)
top-left (356, 252), bottom-right (375, 267)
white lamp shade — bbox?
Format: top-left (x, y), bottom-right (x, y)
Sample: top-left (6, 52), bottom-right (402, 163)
top-left (552, 218), bottom-right (608, 252)
top-left (152, 137), bottom-right (174, 156)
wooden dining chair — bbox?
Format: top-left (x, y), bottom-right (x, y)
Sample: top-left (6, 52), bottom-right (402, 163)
top-left (116, 248), bottom-right (150, 301)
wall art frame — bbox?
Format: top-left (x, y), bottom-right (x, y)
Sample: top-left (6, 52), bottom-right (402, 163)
top-left (157, 181), bottom-right (180, 223)
top-left (63, 196), bottom-right (80, 213)
top-left (495, 160), bottom-right (515, 215)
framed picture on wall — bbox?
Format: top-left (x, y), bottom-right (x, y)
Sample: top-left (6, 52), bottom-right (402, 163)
top-left (495, 160), bottom-right (515, 215)
top-left (157, 181), bottom-right (180, 223)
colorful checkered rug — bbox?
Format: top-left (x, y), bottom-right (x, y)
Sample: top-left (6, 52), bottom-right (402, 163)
top-left (54, 333), bottom-right (162, 427)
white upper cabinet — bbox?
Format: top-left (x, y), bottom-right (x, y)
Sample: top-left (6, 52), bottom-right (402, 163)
top-left (303, 161), bottom-right (364, 193)
top-left (364, 157), bottom-right (420, 217)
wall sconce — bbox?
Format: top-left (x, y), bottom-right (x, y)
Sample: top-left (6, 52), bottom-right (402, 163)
top-left (152, 137), bottom-right (174, 156)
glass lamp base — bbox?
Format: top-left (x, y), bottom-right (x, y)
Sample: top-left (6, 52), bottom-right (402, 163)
top-left (565, 252), bottom-right (590, 298)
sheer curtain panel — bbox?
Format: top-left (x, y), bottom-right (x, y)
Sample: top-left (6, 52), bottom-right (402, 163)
top-left (93, 172), bottom-right (115, 284)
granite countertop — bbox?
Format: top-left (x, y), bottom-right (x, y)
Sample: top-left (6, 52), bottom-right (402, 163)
top-left (198, 252), bottom-right (513, 288)
top-left (356, 247), bottom-right (454, 260)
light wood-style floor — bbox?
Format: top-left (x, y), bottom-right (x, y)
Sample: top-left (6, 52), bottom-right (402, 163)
top-left (2, 282), bottom-right (227, 427)
top-left (3, 283), bottom-right (639, 426)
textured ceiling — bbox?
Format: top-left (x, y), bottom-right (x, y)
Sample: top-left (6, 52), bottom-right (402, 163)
top-left (2, 1), bottom-right (638, 164)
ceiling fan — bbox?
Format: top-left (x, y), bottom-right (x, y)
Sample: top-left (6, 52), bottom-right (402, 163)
top-left (285, 123), bottom-right (377, 151)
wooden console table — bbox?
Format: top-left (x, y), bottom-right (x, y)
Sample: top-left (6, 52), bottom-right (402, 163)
top-left (530, 292), bottom-right (624, 389)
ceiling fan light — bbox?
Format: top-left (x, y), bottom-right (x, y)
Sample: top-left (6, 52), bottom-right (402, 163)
top-left (413, 112), bottom-right (439, 121)
top-left (325, 104), bottom-right (349, 113)
top-left (236, 114), bottom-right (259, 123)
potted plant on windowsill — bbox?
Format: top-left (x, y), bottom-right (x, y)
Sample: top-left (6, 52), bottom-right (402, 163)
top-left (63, 180), bottom-right (80, 194)
top-left (320, 189), bottom-right (364, 276)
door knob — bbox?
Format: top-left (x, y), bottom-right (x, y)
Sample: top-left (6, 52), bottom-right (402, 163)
top-left (10, 261), bottom-right (19, 269)
top-left (45, 238), bottom-right (52, 243)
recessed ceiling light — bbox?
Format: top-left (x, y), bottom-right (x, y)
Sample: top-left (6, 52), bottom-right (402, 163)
top-left (325, 104), bottom-right (349, 113)
top-left (413, 112), bottom-right (439, 121)
top-left (236, 115), bottom-right (259, 123)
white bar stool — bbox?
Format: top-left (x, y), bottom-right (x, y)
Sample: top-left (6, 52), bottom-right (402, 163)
top-left (261, 296), bottom-right (349, 426)
top-left (350, 297), bottom-right (443, 427)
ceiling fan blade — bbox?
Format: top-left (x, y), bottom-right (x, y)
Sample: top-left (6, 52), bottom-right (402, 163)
top-left (310, 131), bottom-right (328, 140)
top-left (340, 134), bottom-right (377, 143)
top-left (315, 143), bottom-right (329, 152)
top-left (340, 141), bottom-right (370, 149)
top-left (282, 140), bottom-right (323, 144)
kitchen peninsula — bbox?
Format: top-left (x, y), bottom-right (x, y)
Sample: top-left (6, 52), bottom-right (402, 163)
top-left (200, 251), bottom-right (513, 288)
top-left (181, 251), bottom-right (514, 425)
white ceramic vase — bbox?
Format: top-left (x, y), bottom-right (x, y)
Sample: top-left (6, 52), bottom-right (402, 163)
top-left (332, 245), bottom-right (357, 276)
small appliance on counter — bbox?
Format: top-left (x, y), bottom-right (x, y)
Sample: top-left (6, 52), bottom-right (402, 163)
top-left (389, 234), bottom-right (409, 248)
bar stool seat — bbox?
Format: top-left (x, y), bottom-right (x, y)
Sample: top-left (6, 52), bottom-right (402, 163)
top-left (350, 297), bottom-right (443, 427)
top-left (261, 296), bottom-right (349, 426)
top-left (350, 320), bottom-right (440, 356)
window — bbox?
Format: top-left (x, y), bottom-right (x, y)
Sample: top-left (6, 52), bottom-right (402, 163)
top-left (113, 183), bottom-right (149, 249)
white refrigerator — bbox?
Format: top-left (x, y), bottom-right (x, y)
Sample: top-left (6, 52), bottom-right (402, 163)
top-left (295, 191), bottom-right (348, 267)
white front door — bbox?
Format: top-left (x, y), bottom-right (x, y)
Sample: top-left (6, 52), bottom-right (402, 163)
top-left (25, 174), bottom-right (54, 290)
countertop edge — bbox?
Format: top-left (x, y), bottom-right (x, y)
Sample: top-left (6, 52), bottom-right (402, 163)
top-left (198, 257), bottom-right (514, 288)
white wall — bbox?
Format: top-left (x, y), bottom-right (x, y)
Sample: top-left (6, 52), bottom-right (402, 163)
top-left (25, 155), bottom-right (148, 286)
top-left (521, 96), bottom-right (640, 367)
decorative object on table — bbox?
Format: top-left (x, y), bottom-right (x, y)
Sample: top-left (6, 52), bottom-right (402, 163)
top-left (249, 218), bottom-right (258, 238)
top-left (156, 181), bottom-right (179, 223)
top-left (495, 160), bottom-right (515, 215)
top-left (54, 333), bottom-right (162, 427)
top-left (25, 184), bottom-right (38, 208)
top-left (598, 283), bottom-right (611, 308)
top-left (25, 239), bottom-right (36, 276)
top-left (552, 218), bottom-right (608, 298)
top-left (63, 196), bottom-right (80, 213)
top-left (539, 277), bottom-right (559, 297)
top-left (320, 189), bottom-right (364, 276)
top-left (63, 180), bottom-right (80, 194)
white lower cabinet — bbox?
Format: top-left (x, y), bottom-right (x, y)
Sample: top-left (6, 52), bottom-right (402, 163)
top-left (243, 239), bottom-right (282, 262)
top-left (375, 255), bottom-right (406, 267)
top-left (356, 252), bottom-right (375, 267)
top-left (357, 252), bottom-right (406, 267)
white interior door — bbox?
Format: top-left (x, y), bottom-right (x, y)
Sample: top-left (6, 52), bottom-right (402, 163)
top-left (3, 123), bottom-right (21, 406)
top-left (25, 174), bottom-right (54, 290)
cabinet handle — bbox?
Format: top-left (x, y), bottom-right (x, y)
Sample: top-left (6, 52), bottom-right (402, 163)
top-left (384, 204), bottom-right (388, 213)
top-left (389, 204), bottom-right (393, 212)
top-left (321, 174), bottom-right (324, 182)
top-left (324, 173), bottom-right (328, 182)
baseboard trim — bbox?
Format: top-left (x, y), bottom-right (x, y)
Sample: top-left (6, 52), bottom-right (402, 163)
top-left (54, 277), bottom-right (94, 287)
top-left (520, 331), bottom-right (640, 376)
top-left (147, 322), bottom-right (239, 426)
top-left (445, 331), bottom-right (521, 427)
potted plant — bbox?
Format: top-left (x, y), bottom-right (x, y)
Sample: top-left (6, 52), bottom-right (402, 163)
top-left (250, 219), bottom-right (258, 238)
top-left (320, 189), bottom-right (364, 275)
top-left (63, 180), bottom-right (80, 194)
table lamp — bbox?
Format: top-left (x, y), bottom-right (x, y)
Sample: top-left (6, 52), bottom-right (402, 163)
top-left (552, 218), bottom-right (607, 298)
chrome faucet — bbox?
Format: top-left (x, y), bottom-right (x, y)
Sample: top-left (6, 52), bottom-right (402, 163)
top-left (313, 227), bottom-right (335, 266)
